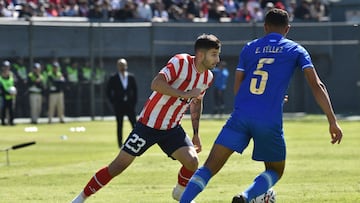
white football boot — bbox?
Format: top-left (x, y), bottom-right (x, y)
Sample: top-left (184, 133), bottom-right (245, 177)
top-left (172, 183), bottom-right (185, 201)
top-left (172, 183), bottom-right (195, 203)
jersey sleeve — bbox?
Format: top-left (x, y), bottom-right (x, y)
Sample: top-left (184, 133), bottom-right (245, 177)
top-left (159, 55), bottom-right (182, 82)
top-left (236, 44), bottom-right (248, 72)
top-left (297, 45), bottom-right (314, 70)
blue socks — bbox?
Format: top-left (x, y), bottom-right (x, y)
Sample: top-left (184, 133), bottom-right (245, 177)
top-left (179, 166), bottom-right (212, 203)
top-left (243, 170), bottom-right (279, 201)
top-left (179, 168), bottom-right (279, 203)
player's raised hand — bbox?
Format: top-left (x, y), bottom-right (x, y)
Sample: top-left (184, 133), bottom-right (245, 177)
top-left (329, 122), bottom-right (343, 144)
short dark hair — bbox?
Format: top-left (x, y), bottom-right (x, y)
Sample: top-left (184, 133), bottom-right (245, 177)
top-left (265, 8), bottom-right (289, 27)
top-left (194, 34), bottom-right (221, 52)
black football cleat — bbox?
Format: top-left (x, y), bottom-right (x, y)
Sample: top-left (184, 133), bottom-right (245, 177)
top-left (232, 194), bottom-right (247, 203)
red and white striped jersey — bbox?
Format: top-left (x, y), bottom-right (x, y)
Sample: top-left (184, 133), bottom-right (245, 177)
top-left (138, 53), bottom-right (214, 130)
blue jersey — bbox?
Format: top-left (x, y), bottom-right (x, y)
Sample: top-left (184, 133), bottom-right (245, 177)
top-left (234, 33), bottom-right (313, 122)
top-left (212, 67), bottom-right (229, 90)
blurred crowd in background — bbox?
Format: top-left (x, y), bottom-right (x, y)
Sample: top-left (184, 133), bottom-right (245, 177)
top-left (0, 0), bottom-right (331, 22)
top-left (0, 57), bottom-right (106, 126)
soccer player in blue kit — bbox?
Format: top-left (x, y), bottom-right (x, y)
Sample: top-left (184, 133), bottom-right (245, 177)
top-left (180, 8), bottom-right (343, 203)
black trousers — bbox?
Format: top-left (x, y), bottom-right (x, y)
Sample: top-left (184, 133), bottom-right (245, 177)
top-left (1, 99), bottom-right (14, 125)
top-left (114, 105), bottom-right (137, 148)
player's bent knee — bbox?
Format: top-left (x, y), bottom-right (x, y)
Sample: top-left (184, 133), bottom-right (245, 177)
top-left (183, 156), bottom-right (199, 171)
top-left (265, 161), bottom-right (285, 179)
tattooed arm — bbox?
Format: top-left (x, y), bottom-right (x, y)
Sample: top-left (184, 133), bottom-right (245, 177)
top-left (190, 98), bottom-right (203, 153)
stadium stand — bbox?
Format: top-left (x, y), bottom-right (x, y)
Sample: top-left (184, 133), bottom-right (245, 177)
top-left (0, 0), bottom-right (333, 23)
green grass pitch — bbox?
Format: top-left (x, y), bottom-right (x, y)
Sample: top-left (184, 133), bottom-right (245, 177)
top-left (0, 116), bottom-right (359, 202)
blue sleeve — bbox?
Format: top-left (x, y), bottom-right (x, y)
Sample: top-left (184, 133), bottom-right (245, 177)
top-left (297, 45), bottom-right (314, 71)
top-left (236, 45), bottom-right (247, 72)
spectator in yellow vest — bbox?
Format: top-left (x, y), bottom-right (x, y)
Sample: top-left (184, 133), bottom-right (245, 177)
top-left (12, 57), bottom-right (28, 85)
top-left (80, 60), bottom-right (92, 83)
top-left (64, 58), bottom-right (80, 84)
top-left (94, 67), bottom-right (106, 85)
top-left (28, 63), bottom-right (45, 124)
top-left (12, 57), bottom-right (29, 118)
top-left (0, 61), bottom-right (16, 126)
top-left (64, 59), bottom-right (81, 116)
top-left (47, 62), bottom-right (66, 124)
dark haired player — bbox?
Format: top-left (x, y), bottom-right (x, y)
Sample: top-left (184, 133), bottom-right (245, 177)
top-left (180, 8), bottom-right (343, 203)
top-left (71, 34), bottom-right (221, 203)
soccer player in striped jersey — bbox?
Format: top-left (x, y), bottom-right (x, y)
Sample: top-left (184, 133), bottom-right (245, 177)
top-left (180, 9), bottom-right (343, 203)
top-left (71, 34), bottom-right (221, 203)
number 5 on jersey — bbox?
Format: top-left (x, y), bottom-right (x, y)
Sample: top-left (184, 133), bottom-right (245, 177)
top-left (250, 58), bottom-right (274, 95)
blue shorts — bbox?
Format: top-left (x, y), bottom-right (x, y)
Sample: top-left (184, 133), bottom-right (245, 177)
top-left (122, 122), bottom-right (193, 159)
top-left (215, 114), bottom-right (286, 162)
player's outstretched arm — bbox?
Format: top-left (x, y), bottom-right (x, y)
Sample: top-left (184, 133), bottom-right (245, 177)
top-left (304, 67), bottom-right (343, 144)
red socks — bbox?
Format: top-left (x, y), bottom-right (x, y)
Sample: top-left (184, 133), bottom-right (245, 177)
top-left (178, 165), bottom-right (195, 187)
top-left (83, 166), bottom-right (113, 197)
top-left (82, 165), bottom-right (194, 197)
